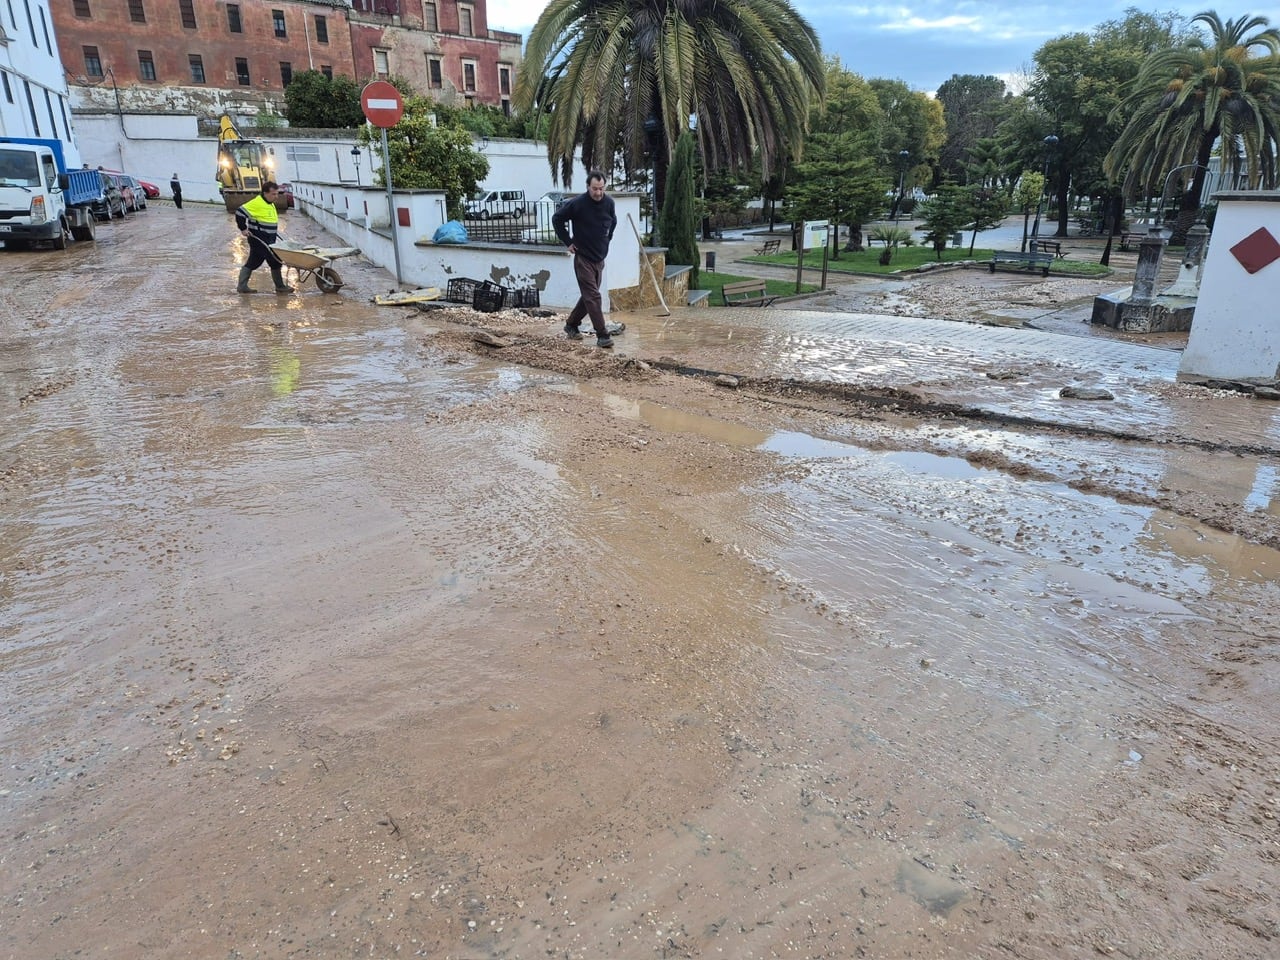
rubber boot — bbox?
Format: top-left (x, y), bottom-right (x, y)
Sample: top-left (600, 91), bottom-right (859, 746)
top-left (236, 266), bottom-right (256, 293)
top-left (271, 267), bottom-right (293, 294)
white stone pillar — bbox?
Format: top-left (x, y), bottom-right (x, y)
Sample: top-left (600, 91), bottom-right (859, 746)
top-left (1180, 191), bottom-right (1280, 380)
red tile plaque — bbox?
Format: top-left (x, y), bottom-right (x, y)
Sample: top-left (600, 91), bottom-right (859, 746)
top-left (1229, 227), bottom-right (1280, 275)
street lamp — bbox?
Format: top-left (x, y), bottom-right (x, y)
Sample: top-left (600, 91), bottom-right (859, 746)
top-left (351, 146), bottom-right (361, 186)
top-left (893, 150), bottom-right (910, 226)
top-left (1029, 134), bottom-right (1059, 245)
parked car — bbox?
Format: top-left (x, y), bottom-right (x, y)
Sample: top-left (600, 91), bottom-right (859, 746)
top-left (113, 173), bottom-right (147, 211)
top-left (274, 182), bottom-right (295, 212)
top-left (520, 191), bottom-right (574, 243)
top-left (88, 171), bottom-right (127, 221)
top-left (137, 178), bottom-right (160, 199)
top-left (466, 188), bottom-right (525, 220)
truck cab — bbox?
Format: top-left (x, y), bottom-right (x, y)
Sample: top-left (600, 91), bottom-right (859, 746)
top-left (0, 139), bottom-right (100, 250)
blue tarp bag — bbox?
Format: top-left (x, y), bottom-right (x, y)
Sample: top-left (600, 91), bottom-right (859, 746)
top-left (433, 220), bottom-right (468, 244)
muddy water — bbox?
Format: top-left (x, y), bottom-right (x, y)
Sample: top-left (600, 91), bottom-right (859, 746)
top-left (3, 208), bottom-right (1279, 959)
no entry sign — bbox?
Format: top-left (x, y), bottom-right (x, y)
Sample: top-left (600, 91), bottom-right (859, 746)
top-left (361, 81), bottom-right (404, 128)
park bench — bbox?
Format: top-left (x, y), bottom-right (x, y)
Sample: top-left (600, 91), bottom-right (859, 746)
top-left (1119, 231), bottom-right (1139, 251)
top-left (989, 250), bottom-right (1053, 277)
top-left (753, 238), bottom-right (781, 256)
top-left (721, 279), bottom-right (777, 307)
top-left (1033, 239), bottom-right (1066, 259)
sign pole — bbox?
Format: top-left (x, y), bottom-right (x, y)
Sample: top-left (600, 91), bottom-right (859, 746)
top-left (381, 127), bottom-right (402, 285)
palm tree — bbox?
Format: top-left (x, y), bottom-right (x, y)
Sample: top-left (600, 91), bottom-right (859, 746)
top-left (514, 0), bottom-right (824, 209)
top-left (1105, 11), bottom-right (1280, 241)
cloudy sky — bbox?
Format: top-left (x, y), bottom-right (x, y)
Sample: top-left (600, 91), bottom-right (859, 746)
top-left (484, 1), bottom-right (1260, 94)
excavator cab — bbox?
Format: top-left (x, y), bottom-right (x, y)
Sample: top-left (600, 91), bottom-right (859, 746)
top-left (216, 116), bottom-right (275, 211)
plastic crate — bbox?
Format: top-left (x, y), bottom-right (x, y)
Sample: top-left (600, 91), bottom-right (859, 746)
top-left (472, 282), bottom-right (506, 313)
top-left (446, 277), bottom-right (480, 303)
top-left (507, 286), bottom-right (540, 308)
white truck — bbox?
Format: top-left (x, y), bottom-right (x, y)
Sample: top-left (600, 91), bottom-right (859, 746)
top-left (0, 137), bottom-right (103, 250)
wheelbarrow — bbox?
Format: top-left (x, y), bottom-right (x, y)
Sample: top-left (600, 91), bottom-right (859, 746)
top-left (271, 243), bottom-right (358, 293)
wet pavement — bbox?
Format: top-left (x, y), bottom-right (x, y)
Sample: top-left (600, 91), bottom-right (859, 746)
top-left (3, 206), bottom-right (1279, 959)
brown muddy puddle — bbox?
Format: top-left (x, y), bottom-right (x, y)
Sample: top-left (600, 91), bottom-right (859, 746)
top-left (6, 211), bottom-right (1280, 959)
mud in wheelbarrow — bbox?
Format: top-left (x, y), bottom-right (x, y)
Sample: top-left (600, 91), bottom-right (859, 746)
top-left (272, 244), bottom-right (358, 293)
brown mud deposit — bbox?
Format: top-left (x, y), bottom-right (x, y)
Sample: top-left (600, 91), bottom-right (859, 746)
top-left (2, 210), bottom-right (1278, 960)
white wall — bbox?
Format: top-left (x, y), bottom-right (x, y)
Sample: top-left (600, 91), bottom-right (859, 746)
top-left (471, 137), bottom-right (584, 204)
top-left (294, 180), bottom-right (642, 309)
top-left (1180, 191), bottom-right (1280, 380)
top-left (0, 0), bottom-right (81, 166)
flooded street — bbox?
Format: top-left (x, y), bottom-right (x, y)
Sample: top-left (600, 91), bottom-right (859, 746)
top-left (3, 207), bottom-right (1279, 959)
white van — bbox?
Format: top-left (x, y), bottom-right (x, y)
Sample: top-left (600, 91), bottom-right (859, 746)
top-left (465, 189), bottom-right (524, 220)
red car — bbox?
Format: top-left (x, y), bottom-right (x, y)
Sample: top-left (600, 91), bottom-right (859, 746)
top-left (137, 179), bottom-right (160, 199)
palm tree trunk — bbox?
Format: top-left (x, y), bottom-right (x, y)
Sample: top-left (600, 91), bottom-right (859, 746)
top-left (1171, 135), bottom-right (1216, 245)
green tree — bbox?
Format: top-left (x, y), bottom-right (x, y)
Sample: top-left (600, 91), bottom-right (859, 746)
top-left (1013, 171), bottom-right (1045, 252)
top-left (659, 131), bottom-right (700, 289)
top-left (787, 60), bottom-right (889, 253)
top-left (514, 0), bottom-right (825, 209)
top-left (966, 185), bottom-right (1008, 255)
top-left (359, 98), bottom-right (489, 219)
top-left (1028, 9), bottom-right (1193, 237)
top-left (916, 182), bottom-right (971, 260)
top-left (868, 78), bottom-right (946, 195)
top-left (935, 74), bottom-right (1007, 182)
top-left (1105, 11), bottom-right (1280, 242)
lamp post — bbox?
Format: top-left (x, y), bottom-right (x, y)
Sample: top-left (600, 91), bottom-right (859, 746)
top-left (893, 149), bottom-right (910, 227)
top-left (1029, 134), bottom-right (1059, 246)
top-left (351, 146), bottom-right (361, 186)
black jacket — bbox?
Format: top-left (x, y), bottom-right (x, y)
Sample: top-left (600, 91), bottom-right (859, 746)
top-left (552, 192), bottom-right (617, 263)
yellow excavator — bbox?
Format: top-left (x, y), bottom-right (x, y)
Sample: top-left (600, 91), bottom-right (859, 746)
top-left (216, 115), bottom-right (276, 212)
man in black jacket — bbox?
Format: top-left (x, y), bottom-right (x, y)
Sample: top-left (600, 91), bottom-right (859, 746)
top-left (552, 171), bottom-right (618, 348)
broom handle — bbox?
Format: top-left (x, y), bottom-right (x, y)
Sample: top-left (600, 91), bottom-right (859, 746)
top-left (627, 213), bottom-right (670, 315)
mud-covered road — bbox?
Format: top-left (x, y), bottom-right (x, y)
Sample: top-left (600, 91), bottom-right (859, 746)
top-left (3, 206), bottom-right (1279, 959)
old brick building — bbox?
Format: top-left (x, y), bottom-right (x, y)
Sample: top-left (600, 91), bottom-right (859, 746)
top-left (51, 0), bottom-right (522, 117)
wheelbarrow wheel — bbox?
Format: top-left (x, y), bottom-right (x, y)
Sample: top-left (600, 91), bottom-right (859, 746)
top-left (315, 266), bottom-right (343, 293)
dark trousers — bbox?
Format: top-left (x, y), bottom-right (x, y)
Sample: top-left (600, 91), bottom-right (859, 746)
top-left (172, 190), bottom-right (182, 209)
top-left (566, 255), bottom-right (607, 335)
top-left (244, 237), bottom-right (281, 272)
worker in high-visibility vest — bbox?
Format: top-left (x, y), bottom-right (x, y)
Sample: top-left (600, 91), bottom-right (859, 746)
top-left (233, 181), bottom-right (292, 294)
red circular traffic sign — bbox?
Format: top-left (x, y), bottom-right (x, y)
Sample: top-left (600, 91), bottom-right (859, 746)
top-left (361, 81), bottom-right (404, 128)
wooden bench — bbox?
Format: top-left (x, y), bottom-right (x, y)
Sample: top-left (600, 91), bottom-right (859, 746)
top-left (721, 279), bottom-right (777, 307)
top-left (1119, 231), bottom-right (1139, 251)
top-left (989, 250), bottom-right (1053, 277)
top-left (753, 238), bottom-right (780, 256)
top-left (1034, 239), bottom-right (1066, 259)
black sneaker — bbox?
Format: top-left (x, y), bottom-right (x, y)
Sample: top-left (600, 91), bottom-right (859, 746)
top-left (596, 336), bottom-right (614, 349)
top-left (564, 323), bottom-right (583, 341)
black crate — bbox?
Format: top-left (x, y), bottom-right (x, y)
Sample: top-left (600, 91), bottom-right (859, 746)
top-left (446, 277), bottom-right (480, 304)
top-left (507, 286), bottom-right (540, 308)
top-left (472, 283), bottom-right (505, 313)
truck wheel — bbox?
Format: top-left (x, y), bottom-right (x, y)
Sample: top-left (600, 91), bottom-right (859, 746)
top-left (53, 220), bottom-right (70, 250)
top-left (71, 218), bottom-right (96, 242)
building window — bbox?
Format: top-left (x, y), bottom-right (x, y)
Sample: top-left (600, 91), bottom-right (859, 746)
top-left (138, 49), bottom-right (156, 80)
top-left (422, 1), bottom-right (436, 31)
top-left (280, 61), bottom-right (292, 86)
top-left (227, 3), bottom-right (241, 32)
top-left (314, 14), bottom-right (327, 43)
top-left (178, 0), bottom-right (195, 29)
top-left (188, 54), bottom-right (204, 83)
top-left (374, 49), bottom-right (389, 75)
top-left (83, 45), bottom-right (103, 77)
top-left (1, 72), bottom-right (13, 104)
top-left (501, 99), bottom-right (510, 116)
top-left (272, 9), bottom-right (285, 37)
top-left (73, 0), bottom-right (90, 17)
top-left (462, 59), bottom-right (476, 92)
top-left (235, 57), bottom-right (250, 85)
top-left (498, 65), bottom-right (510, 96)
top-left (128, 0), bottom-right (144, 22)
top-left (320, 64), bottom-right (332, 79)
top-left (427, 56), bottom-right (442, 88)
top-left (459, 3), bottom-right (472, 36)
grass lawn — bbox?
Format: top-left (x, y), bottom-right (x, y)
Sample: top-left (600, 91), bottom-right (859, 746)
top-left (699, 269), bottom-right (818, 304)
top-left (745, 245), bottom-right (1112, 277)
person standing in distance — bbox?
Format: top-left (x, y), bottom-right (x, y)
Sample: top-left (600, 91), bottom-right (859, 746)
top-left (170, 173), bottom-right (183, 210)
top-left (552, 171), bottom-right (617, 348)
top-left (234, 181), bottom-right (292, 294)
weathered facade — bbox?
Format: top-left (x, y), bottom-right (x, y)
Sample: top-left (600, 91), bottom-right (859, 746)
top-left (50, 0), bottom-right (522, 118)
top-left (347, 0), bottom-right (521, 114)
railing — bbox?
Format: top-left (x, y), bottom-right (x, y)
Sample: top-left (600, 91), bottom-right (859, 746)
top-left (461, 198), bottom-right (531, 243)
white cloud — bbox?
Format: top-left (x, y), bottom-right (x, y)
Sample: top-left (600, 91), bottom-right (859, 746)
top-left (878, 14), bottom-right (982, 33)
